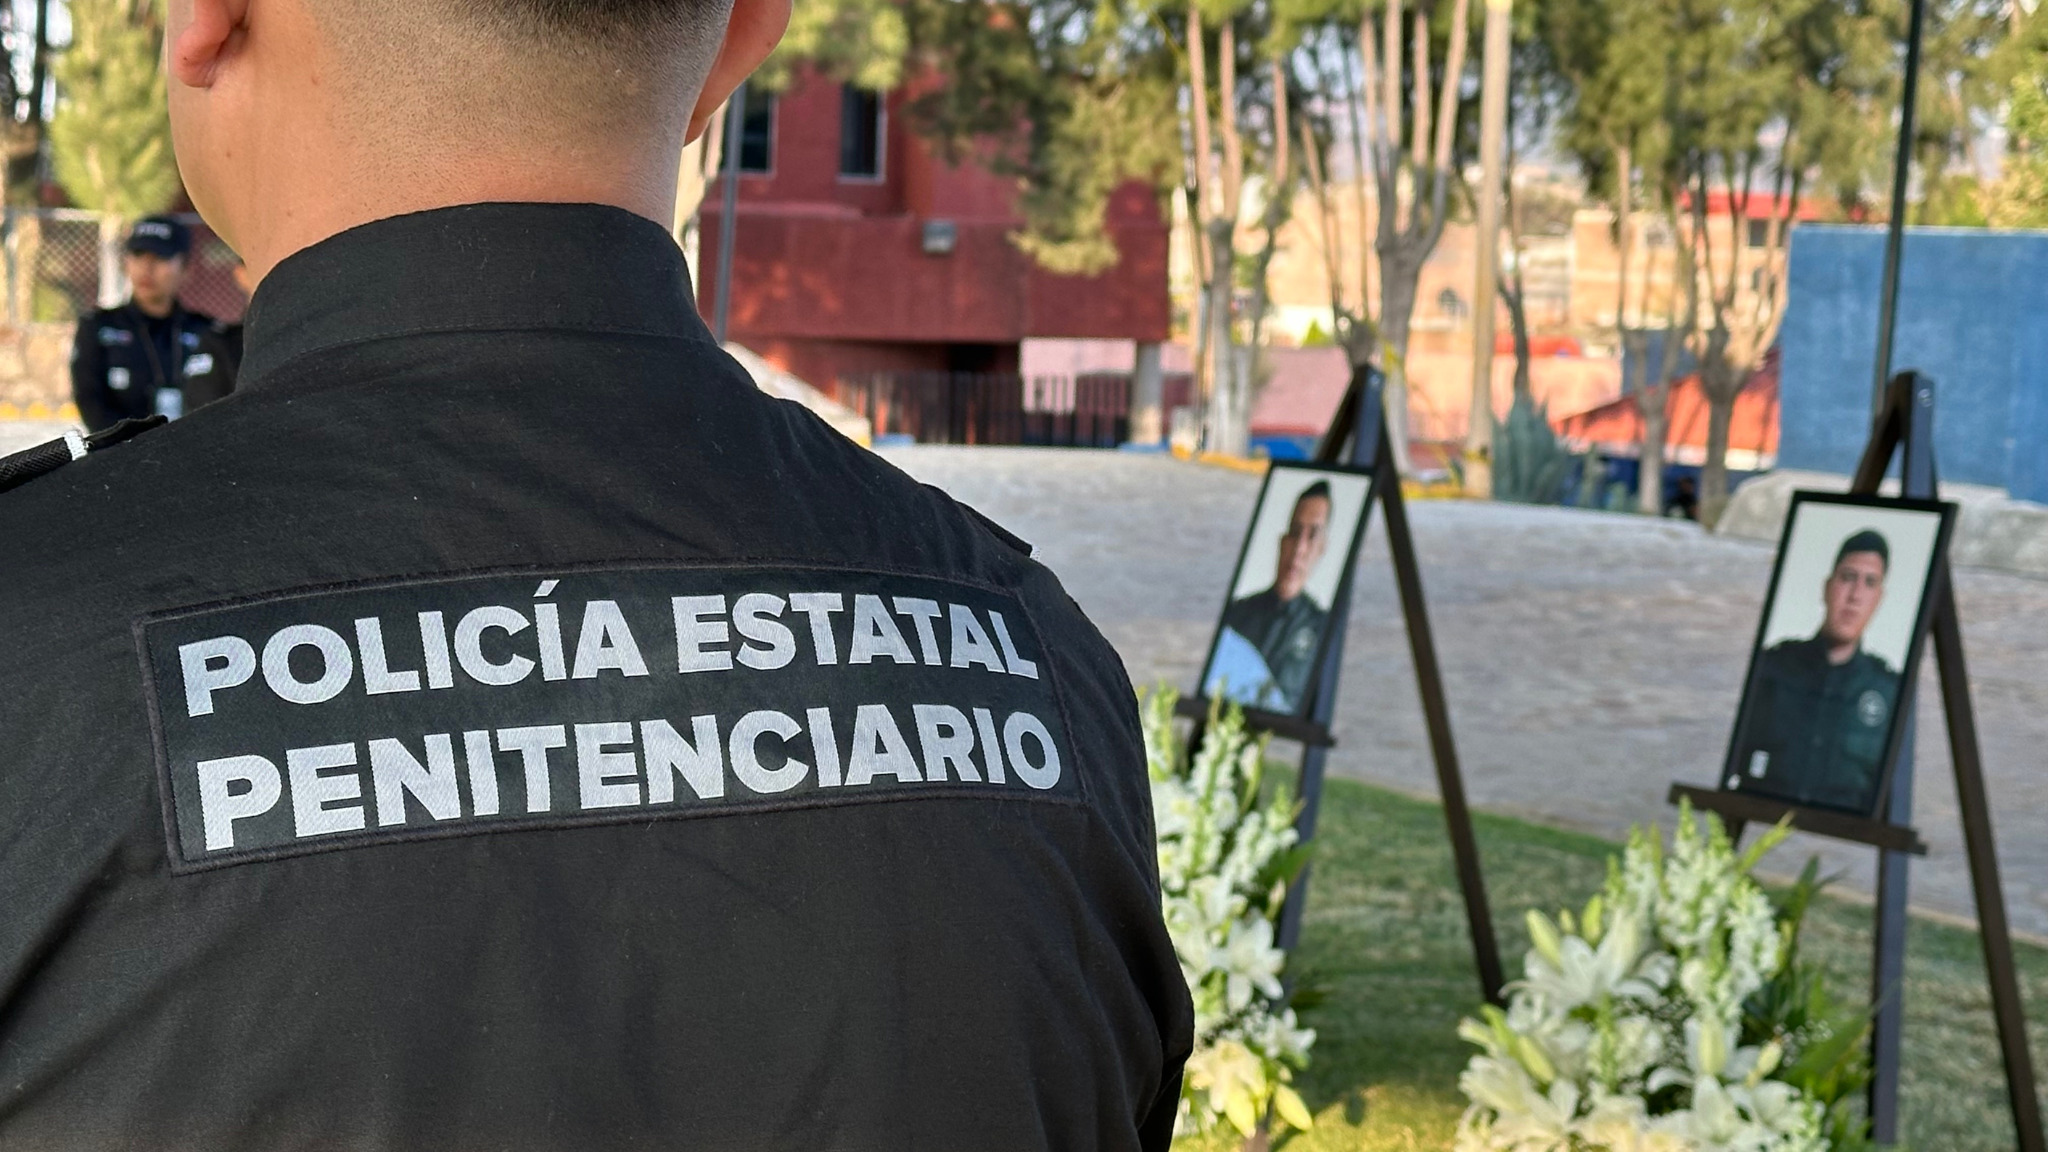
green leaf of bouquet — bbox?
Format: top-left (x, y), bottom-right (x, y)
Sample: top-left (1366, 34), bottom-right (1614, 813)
top-left (1274, 1083), bottom-right (1316, 1131)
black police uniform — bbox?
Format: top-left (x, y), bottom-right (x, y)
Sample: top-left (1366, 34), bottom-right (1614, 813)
top-left (1734, 634), bottom-right (1901, 812)
top-left (1220, 586), bottom-right (1329, 711)
top-left (69, 301), bottom-right (238, 431)
top-left (0, 203), bottom-right (1191, 1150)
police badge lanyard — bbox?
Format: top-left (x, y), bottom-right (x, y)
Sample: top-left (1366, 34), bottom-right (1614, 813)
top-left (128, 305), bottom-right (176, 399)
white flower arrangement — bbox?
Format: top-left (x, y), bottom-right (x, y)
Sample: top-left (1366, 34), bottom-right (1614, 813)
top-left (1141, 688), bottom-right (1317, 1140)
top-left (1456, 804), bottom-right (1870, 1152)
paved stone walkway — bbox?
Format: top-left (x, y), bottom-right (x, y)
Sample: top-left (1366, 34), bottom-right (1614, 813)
top-left (886, 445), bottom-right (2048, 938)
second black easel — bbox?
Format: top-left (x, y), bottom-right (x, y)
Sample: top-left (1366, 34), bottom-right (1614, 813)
top-left (1674, 371), bottom-right (2042, 1150)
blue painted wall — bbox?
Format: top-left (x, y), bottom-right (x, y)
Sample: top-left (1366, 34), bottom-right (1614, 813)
top-left (1778, 226), bottom-right (2048, 499)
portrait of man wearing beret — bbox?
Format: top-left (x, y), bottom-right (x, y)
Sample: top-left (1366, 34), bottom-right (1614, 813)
top-left (1735, 528), bottom-right (1903, 812)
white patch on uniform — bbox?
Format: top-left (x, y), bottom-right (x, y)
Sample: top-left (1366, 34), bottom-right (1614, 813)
top-left (1747, 749), bottom-right (1770, 778)
top-left (181, 330), bottom-right (202, 349)
top-left (108, 366), bottom-right (132, 391)
top-left (99, 326), bottom-right (133, 346)
top-left (185, 352), bottom-right (215, 376)
top-left (1857, 689), bottom-right (1888, 727)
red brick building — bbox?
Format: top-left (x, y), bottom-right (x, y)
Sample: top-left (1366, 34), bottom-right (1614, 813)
top-left (696, 69), bottom-right (1171, 396)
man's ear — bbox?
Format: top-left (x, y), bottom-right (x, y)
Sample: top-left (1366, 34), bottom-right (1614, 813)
top-left (169, 0), bottom-right (252, 89)
top-left (685, 0), bottom-right (793, 143)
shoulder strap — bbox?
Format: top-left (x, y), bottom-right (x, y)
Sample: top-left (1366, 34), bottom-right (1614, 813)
top-left (0, 416), bottom-right (167, 496)
top-left (964, 504), bottom-right (1034, 559)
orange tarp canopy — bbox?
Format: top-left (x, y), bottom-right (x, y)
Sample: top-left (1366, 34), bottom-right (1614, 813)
top-left (1554, 351), bottom-right (1780, 469)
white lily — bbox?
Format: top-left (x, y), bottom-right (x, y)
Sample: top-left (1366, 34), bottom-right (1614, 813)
top-left (1457, 805), bottom-right (1842, 1152)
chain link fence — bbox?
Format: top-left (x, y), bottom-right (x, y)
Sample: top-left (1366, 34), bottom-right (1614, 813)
top-left (0, 209), bottom-right (248, 416)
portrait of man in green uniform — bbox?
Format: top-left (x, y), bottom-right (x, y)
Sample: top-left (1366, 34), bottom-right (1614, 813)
top-left (1204, 469), bottom-right (1370, 715)
top-left (1733, 527), bottom-right (1905, 814)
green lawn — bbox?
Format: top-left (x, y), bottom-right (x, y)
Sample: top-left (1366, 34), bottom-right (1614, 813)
top-left (1175, 777), bottom-right (2048, 1151)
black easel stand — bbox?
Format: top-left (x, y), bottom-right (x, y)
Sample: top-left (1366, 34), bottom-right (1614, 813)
top-left (1674, 372), bottom-right (2042, 1150)
top-left (1177, 365), bottom-right (1505, 1004)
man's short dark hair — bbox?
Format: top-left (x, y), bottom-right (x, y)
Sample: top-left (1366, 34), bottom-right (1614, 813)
top-left (1834, 528), bottom-right (1889, 572)
top-left (1291, 480), bottom-right (1333, 516)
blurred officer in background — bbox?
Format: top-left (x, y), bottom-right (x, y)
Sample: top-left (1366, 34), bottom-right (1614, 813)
top-left (68, 215), bottom-right (238, 431)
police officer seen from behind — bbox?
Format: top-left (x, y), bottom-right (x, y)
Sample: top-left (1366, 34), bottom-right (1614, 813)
top-left (68, 215), bottom-right (237, 431)
top-left (0, 0), bottom-right (1189, 1146)
top-left (1215, 480), bottom-right (1334, 712)
top-left (1736, 529), bottom-right (1902, 812)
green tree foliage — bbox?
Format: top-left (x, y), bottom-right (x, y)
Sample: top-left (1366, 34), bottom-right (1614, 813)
top-left (1991, 75), bottom-right (2048, 225)
top-left (759, 0), bottom-right (910, 92)
top-left (1988, 22), bottom-right (2048, 227)
top-left (900, 0), bottom-right (1182, 276)
top-left (1920, 171), bottom-right (1993, 224)
top-left (1011, 75), bottom-right (1184, 274)
top-left (759, 0), bottom-right (1182, 276)
top-left (1900, 0), bottom-right (2014, 223)
top-left (50, 0), bottom-right (179, 217)
top-left (1540, 0), bottom-right (1905, 522)
top-left (0, 5), bottom-right (47, 205)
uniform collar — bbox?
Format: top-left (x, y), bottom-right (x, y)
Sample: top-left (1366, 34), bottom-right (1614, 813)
top-left (120, 301), bottom-right (192, 327)
top-left (239, 202), bottom-right (713, 385)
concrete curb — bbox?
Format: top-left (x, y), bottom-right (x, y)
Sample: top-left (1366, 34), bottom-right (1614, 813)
top-left (1718, 469), bottom-right (2048, 580)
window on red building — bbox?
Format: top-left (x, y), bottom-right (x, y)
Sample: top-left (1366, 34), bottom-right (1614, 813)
top-left (840, 85), bottom-right (884, 180)
top-left (739, 88), bottom-right (775, 173)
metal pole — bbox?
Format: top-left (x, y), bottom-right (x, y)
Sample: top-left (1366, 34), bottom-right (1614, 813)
top-left (711, 81), bottom-right (748, 346)
top-left (1870, 0), bottom-right (1928, 412)
top-left (31, 0), bottom-right (51, 129)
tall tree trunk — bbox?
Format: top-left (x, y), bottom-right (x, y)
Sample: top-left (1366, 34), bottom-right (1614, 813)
top-left (1639, 388), bottom-right (1668, 514)
top-left (1186, 4), bottom-right (1216, 440)
top-left (1246, 55), bottom-right (1291, 362)
top-left (1697, 328), bottom-right (1738, 524)
top-left (1378, 249), bottom-right (1420, 470)
top-left (1624, 325), bottom-right (1660, 514)
top-left (1701, 375), bottom-right (1736, 521)
top-left (1641, 223), bottom-right (1696, 517)
top-left (1504, 275), bottom-right (1532, 401)
top-left (1204, 17), bottom-right (1249, 457)
top-left (1186, 185), bottom-right (1213, 438)
top-left (1206, 218), bottom-right (1242, 455)
top-left (1464, 0), bottom-right (1509, 495)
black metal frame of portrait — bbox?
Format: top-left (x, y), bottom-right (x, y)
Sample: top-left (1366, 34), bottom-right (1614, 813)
top-left (1194, 459), bottom-right (1378, 727)
top-left (1718, 490), bottom-right (1956, 822)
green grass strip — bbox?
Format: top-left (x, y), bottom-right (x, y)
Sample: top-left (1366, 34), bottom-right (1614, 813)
top-left (1172, 776), bottom-right (2048, 1151)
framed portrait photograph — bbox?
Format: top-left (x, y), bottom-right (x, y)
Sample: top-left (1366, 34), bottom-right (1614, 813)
top-left (1722, 491), bottom-right (1957, 819)
top-left (1198, 461), bottom-right (1377, 720)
